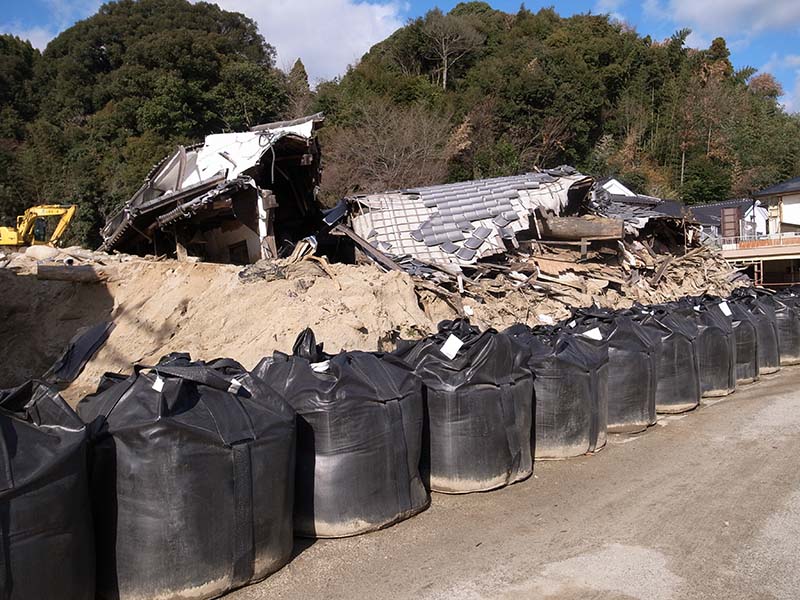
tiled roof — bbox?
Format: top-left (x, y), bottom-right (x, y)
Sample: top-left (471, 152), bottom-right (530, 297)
top-left (350, 167), bottom-right (593, 269)
top-left (754, 176), bottom-right (800, 198)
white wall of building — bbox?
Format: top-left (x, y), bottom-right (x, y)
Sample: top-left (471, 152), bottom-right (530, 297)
top-left (781, 193), bottom-right (800, 226)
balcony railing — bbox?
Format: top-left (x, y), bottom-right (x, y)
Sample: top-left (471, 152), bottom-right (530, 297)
top-left (719, 231), bottom-right (800, 250)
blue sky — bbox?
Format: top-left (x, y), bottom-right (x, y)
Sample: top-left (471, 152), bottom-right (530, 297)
top-left (3, 0), bottom-right (800, 111)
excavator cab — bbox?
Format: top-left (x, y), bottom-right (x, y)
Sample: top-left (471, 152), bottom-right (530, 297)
top-left (33, 218), bottom-right (48, 242)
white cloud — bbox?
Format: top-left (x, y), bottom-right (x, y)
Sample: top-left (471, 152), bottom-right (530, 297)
top-left (781, 75), bottom-right (800, 113)
top-left (684, 29), bottom-right (710, 50)
top-left (211, 0), bottom-right (406, 83)
top-left (644, 0), bottom-right (800, 37)
top-left (0, 23), bottom-right (57, 49)
top-left (1, 0), bottom-right (102, 50)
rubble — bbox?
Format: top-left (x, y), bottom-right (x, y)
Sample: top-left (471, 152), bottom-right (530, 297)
top-left (1, 159), bottom-right (749, 405)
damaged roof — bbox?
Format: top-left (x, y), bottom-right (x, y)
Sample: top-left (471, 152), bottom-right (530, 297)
top-left (590, 185), bottom-right (690, 234)
top-left (349, 167), bottom-right (593, 270)
top-left (99, 113), bottom-right (324, 253)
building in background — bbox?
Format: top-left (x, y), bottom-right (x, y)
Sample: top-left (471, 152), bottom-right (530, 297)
top-left (717, 177), bottom-right (800, 286)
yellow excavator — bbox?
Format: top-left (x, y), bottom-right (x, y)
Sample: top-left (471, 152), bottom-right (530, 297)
top-left (0, 204), bottom-right (77, 249)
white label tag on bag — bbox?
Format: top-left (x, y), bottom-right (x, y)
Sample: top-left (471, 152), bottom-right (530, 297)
top-left (581, 327), bottom-right (603, 341)
top-left (568, 320), bottom-right (577, 328)
top-left (152, 375), bottom-right (165, 393)
top-left (227, 378), bottom-right (243, 394)
top-left (440, 335), bottom-right (464, 360)
top-left (310, 360), bottom-right (330, 373)
top-left (693, 306), bottom-right (701, 312)
top-left (719, 301), bottom-right (732, 317)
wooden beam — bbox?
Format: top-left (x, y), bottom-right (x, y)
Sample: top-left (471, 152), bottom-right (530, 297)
top-left (332, 224), bottom-right (403, 272)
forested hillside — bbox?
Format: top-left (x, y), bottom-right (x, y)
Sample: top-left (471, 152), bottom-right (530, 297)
top-left (318, 3), bottom-right (800, 204)
top-left (0, 0), bottom-right (299, 244)
top-left (2, 0), bottom-right (799, 246)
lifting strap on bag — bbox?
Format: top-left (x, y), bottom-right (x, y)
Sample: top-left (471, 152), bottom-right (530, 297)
top-left (230, 442), bottom-right (255, 587)
top-left (0, 421), bottom-right (13, 492)
top-left (499, 382), bottom-right (522, 480)
top-left (141, 364), bottom-right (256, 446)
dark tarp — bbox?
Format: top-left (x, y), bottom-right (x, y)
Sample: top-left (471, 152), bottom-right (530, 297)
top-left (0, 381), bottom-right (94, 600)
top-left (43, 321), bottom-right (113, 385)
top-left (773, 291), bottom-right (800, 365)
top-left (731, 289), bottom-right (781, 374)
top-left (638, 307), bottom-right (701, 414)
top-left (77, 354), bottom-right (296, 600)
top-left (254, 330), bottom-right (428, 536)
top-left (394, 320), bottom-right (534, 493)
top-left (671, 298), bottom-right (737, 397)
top-left (570, 309), bottom-right (657, 433)
top-left (506, 324), bottom-right (608, 459)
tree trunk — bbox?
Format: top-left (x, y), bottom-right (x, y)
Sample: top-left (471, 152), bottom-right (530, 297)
top-left (442, 58), bottom-right (448, 91)
top-left (680, 150), bottom-right (686, 187)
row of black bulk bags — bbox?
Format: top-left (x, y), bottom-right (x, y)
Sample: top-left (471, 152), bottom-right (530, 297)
top-left (568, 309), bottom-right (657, 433)
top-left (670, 297), bottom-right (737, 397)
top-left (506, 324), bottom-right (609, 459)
top-left (772, 290), bottom-right (800, 365)
top-left (77, 353), bottom-right (297, 600)
top-left (731, 288), bottom-right (781, 375)
top-left (394, 320), bottom-right (534, 493)
top-left (254, 330), bottom-right (429, 537)
top-left (0, 381), bottom-right (95, 600)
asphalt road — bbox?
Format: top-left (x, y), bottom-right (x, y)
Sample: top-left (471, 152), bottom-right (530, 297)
top-left (231, 367), bottom-right (800, 600)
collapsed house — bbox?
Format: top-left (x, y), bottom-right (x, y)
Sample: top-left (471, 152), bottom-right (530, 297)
top-left (346, 169), bottom-right (700, 275)
top-left (339, 170), bottom-right (739, 321)
top-left (100, 113), bottom-right (325, 264)
top-left (347, 167), bottom-right (595, 273)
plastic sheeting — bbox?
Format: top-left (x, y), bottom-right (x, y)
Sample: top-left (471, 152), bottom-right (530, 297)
top-left (570, 309), bottom-right (657, 433)
top-left (773, 291), bottom-right (800, 365)
top-left (639, 308), bottom-right (701, 414)
top-left (78, 354), bottom-right (296, 600)
top-left (507, 324), bottom-right (608, 459)
top-left (0, 381), bottom-right (94, 600)
top-left (255, 330), bottom-right (428, 537)
top-left (731, 289), bottom-right (781, 374)
top-left (395, 320), bottom-right (534, 493)
top-left (43, 321), bottom-right (113, 384)
top-left (672, 298), bottom-right (737, 397)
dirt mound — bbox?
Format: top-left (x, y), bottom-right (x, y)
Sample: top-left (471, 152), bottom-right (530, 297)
top-left (0, 241), bottom-right (744, 406)
top-left (0, 259), bottom-right (435, 405)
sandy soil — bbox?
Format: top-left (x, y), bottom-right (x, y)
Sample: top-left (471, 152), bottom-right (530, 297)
top-left (0, 260), bottom-right (436, 404)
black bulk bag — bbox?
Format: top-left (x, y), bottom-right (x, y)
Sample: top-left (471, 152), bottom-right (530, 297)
top-left (639, 307), bottom-right (701, 414)
top-left (394, 320), bottom-right (534, 493)
top-left (255, 330), bottom-right (428, 536)
top-left (0, 381), bottom-right (95, 600)
top-left (727, 298), bottom-right (760, 383)
top-left (507, 325), bottom-right (608, 459)
top-left (570, 308), bottom-right (657, 433)
top-left (77, 354), bottom-right (296, 600)
top-left (731, 289), bottom-right (781, 374)
top-left (673, 297), bottom-right (737, 397)
top-left (773, 292), bottom-right (800, 365)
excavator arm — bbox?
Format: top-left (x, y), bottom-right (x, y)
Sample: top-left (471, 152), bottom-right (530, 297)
top-left (1, 204), bottom-right (77, 247)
